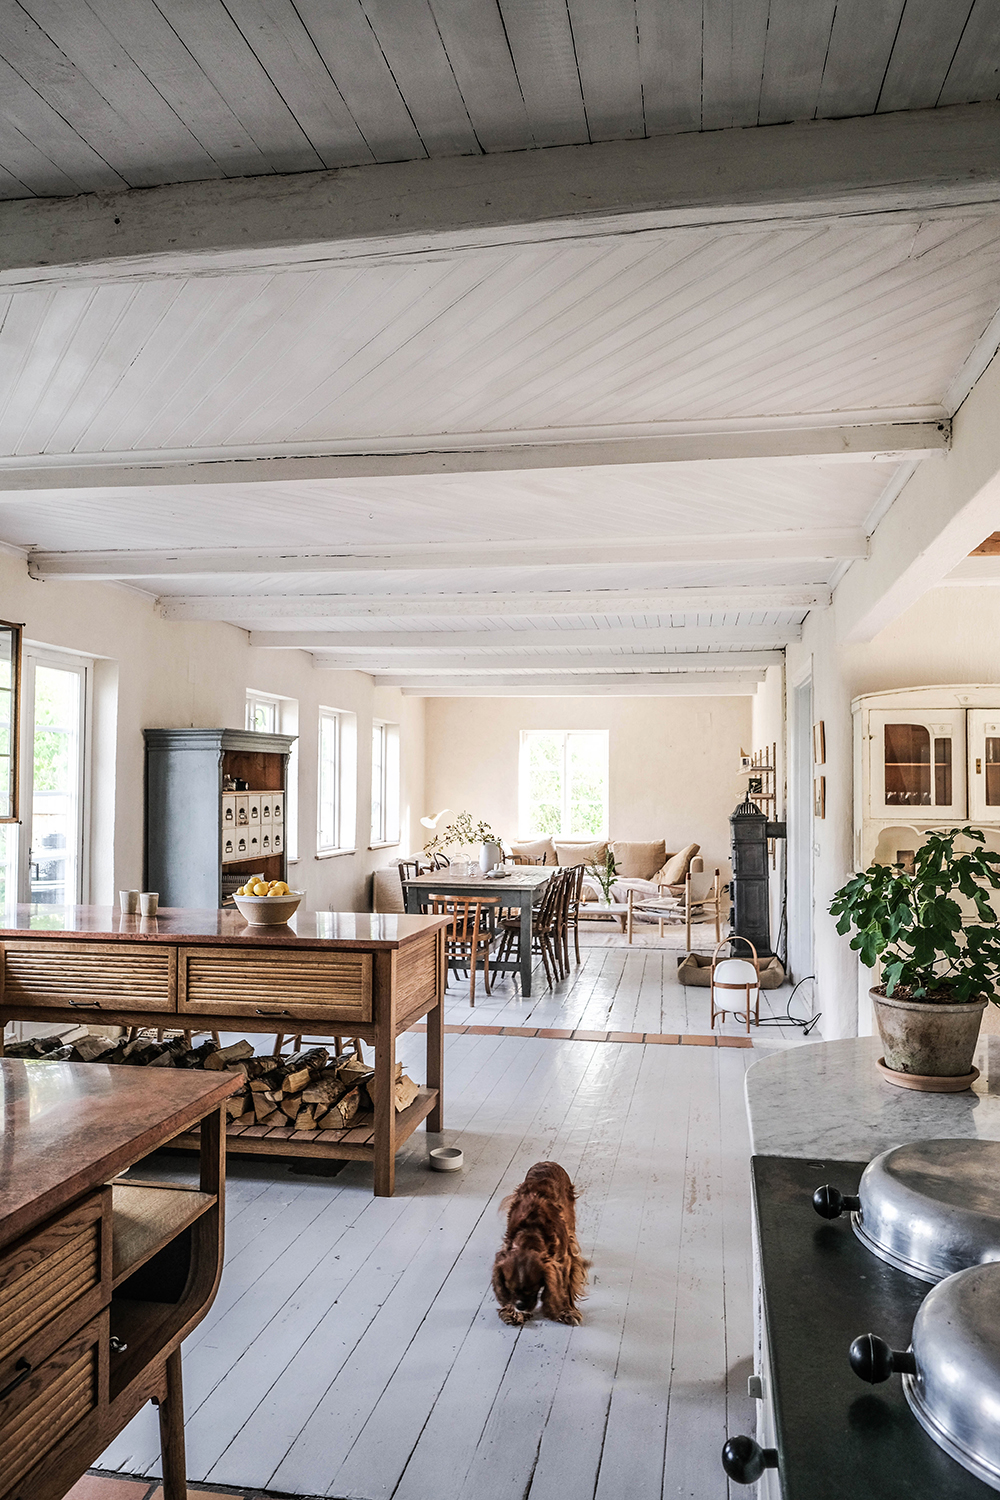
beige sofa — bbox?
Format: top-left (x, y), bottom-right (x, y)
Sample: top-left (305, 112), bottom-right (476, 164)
top-left (508, 838), bottom-right (703, 902)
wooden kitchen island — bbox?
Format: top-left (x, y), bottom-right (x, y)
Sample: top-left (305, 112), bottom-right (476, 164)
top-left (0, 1059), bottom-right (239, 1500)
top-left (0, 907), bottom-right (450, 1198)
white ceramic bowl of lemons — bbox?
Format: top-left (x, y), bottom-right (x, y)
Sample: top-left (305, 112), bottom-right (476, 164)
top-left (232, 877), bottom-right (303, 926)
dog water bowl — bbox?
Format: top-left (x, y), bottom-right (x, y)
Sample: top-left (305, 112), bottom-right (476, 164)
top-left (429, 1146), bottom-right (463, 1172)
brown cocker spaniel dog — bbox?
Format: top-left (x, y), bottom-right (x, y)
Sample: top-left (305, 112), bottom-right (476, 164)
top-left (492, 1161), bottom-right (589, 1326)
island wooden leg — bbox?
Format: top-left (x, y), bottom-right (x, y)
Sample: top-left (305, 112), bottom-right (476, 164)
top-left (426, 933), bottom-right (444, 1133)
top-left (158, 1348), bottom-right (188, 1500)
top-left (373, 954), bottom-right (397, 1197)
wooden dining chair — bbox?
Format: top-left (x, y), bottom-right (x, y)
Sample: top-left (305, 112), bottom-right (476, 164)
top-left (425, 893), bottom-right (500, 1004)
top-left (563, 863), bottom-right (586, 966)
top-left (496, 870), bottom-right (563, 989)
top-left (397, 858), bottom-right (424, 900)
top-left (509, 852), bottom-right (547, 865)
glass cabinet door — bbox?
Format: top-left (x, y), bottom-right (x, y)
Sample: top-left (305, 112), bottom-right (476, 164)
top-left (869, 710), bottom-right (967, 819)
top-left (967, 711), bottom-right (1000, 821)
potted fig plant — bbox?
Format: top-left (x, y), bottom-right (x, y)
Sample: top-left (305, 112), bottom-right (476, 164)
top-left (830, 826), bottom-right (1000, 1090)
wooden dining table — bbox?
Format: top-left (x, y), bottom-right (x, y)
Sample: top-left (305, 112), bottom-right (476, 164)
top-left (402, 866), bottom-right (552, 996)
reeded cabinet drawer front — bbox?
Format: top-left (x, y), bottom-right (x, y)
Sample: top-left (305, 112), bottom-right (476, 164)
top-left (0, 1309), bottom-right (106, 1498)
top-left (178, 946), bottom-right (373, 1023)
top-left (0, 941), bottom-right (175, 1012)
top-left (0, 1192), bottom-right (109, 1378)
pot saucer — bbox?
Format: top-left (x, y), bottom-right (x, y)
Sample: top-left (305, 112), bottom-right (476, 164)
top-left (876, 1056), bottom-right (980, 1092)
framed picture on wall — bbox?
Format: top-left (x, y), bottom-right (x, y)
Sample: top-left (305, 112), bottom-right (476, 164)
top-left (813, 720), bottom-right (826, 765)
top-left (813, 775), bottom-right (826, 819)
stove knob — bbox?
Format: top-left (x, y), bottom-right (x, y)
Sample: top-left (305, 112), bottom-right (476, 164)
top-left (812, 1183), bottom-right (861, 1219)
top-left (721, 1436), bottom-right (778, 1484)
top-left (849, 1333), bottom-right (917, 1383)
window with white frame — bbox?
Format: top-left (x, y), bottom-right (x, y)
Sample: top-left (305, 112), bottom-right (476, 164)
top-left (370, 720), bottom-right (400, 846)
top-left (246, 691), bottom-right (279, 734)
top-left (17, 649), bottom-right (92, 905)
top-left (317, 707), bottom-right (357, 854)
top-left (519, 730), bottom-right (608, 838)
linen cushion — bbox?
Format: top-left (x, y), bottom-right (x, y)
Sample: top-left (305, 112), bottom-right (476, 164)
top-left (611, 840), bottom-right (667, 880)
top-left (554, 839), bottom-right (608, 869)
top-left (654, 842), bottom-right (700, 886)
top-left (510, 836), bottom-right (557, 865)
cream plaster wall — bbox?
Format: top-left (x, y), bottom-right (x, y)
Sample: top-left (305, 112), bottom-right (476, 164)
top-left (423, 694), bottom-right (752, 878)
top-left (774, 585), bottom-right (1000, 1041)
top-left (0, 549), bottom-right (424, 911)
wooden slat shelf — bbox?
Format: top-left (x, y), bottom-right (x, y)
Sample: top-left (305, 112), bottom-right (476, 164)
top-left (169, 1089), bottom-right (438, 1163)
top-left (111, 1184), bottom-right (216, 1288)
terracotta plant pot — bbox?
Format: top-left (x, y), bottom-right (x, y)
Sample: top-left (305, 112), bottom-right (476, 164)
top-left (871, 988), bottom-right (988, 1079)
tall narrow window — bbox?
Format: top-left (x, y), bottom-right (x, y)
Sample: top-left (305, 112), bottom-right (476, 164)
top-left (318, 710), bottom-right (342, 852)
top-left (519, 730), bottom-right (608, 837)
top-left (317, 708), bottom-right (357, 855)
top-left (246, 691), bottom-right (279, 733)
top-left (19, 653), bottom-right (90, 905)
top-left (370, 721), bottom-right (400, 846)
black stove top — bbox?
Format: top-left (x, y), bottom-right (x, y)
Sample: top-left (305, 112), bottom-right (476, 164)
top-left (754, 1155), bottom-right (996, 1499)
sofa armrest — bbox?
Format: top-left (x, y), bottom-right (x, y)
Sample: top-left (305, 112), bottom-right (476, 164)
top-left (690, 856), bottom-right (703, 875)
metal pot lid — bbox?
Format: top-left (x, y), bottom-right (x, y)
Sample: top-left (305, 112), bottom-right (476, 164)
top-left (814, 1138), bottom-right (1000, 1284)
top-left (850, 1263), bottom-right (1000, 1493)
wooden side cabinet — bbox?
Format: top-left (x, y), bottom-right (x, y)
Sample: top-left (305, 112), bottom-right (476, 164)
top-left (0, 1061), bottom-right (239, 1500)
top-left (144, 727), bottom-right (296, 909)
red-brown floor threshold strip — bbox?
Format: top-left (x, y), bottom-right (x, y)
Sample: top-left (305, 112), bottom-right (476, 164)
top-left (69, 1472), bottom-right (325, 1500)
top-left (408, 1023), bottom-right (752, 1048)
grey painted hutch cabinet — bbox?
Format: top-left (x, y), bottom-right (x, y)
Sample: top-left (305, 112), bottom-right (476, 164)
top-left (144, 728), bottom-right (296, 909)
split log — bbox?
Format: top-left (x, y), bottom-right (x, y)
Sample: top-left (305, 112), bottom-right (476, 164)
top-left (203, 1039), bottom-right (254, 1070)
top-left (301, 1068), bottom-right (355, 1107)
top-left (315, 1087), bottom-right (360, 1130)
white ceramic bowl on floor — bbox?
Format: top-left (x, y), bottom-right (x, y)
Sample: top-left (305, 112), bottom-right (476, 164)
top-left (232, 891), bottom-right (303, 925)
top-left (429, 1146), bottom-right (463, 1172)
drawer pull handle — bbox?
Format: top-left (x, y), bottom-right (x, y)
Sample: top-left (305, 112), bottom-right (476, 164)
top-left (255, 1008), bottom-right (291, 1016)
top-left (110, 1336), bottom-right (128, 1354)
top-left (70, 999), bottom-right (101, 1008)
top-left (0, 1358), bottom-right (32, 1401)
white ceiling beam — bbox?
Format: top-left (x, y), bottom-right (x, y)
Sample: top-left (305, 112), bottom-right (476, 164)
top-left (32, 530), bottom-right (866, 581)
top-left (378, 674), bottom-right (762, 696)
top-left (249, 631), bottom-right (789, 656)
top-left (170, 586), bottom-right (829, 622)
top-left (936, 557), bottom-right (1000, 586)
top-left (0, 422), bottom-right (946, 491)
top-left (3, 103), bottom-right (999, 290)
top-left (313, 651), bottom-right (774, 672)
top-left (837, 350), bottom-right (1000, 642)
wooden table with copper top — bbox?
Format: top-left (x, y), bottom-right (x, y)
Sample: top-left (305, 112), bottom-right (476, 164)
top-left (0, 906), bottom-right (449, 1198)
top-left (0, 1058), bottom-right (240, 1500)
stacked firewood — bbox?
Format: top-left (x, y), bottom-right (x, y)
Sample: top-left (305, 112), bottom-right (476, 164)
top-left (5, 1032), bottom-right (420, 1130)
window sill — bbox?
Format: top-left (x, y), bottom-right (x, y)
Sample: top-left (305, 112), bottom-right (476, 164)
top-left (314, 848), bottom-right (357, 860)
top-left (369, 840), bottom-right (401, 851)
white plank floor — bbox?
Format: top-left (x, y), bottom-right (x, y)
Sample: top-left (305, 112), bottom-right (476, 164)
top-left (99, 945), bottom-right (809, 1499)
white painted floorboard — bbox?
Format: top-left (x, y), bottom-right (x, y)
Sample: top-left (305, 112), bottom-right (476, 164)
top-left (99, 947), bottom-right (802, 1497)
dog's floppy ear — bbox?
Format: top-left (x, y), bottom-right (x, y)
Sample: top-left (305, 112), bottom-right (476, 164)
top-left (492, 1251), bottom-right (511, 1306)
top-left (540, 1253), bottom-right (567, 1309)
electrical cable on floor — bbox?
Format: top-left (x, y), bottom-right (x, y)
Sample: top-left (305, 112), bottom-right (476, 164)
top-left (753, 974), bottom-right (821, 1034)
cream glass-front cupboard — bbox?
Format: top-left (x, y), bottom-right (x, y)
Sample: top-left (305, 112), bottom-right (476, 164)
top-left (854, 686), bottom-right (1000, 869)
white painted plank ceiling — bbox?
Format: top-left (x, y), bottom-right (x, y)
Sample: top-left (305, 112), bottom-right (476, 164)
top-left (0, 0), bottom-right (997, 199)
top-left (1, 215), bottom-right (998, 462)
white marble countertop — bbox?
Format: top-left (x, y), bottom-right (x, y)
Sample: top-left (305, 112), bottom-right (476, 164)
top-left (746, 1034), bottom-right (1000, 1161)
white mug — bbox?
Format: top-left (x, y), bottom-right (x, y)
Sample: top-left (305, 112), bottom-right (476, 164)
top-left (119, 890), bottom-right (140, 914)
top-left (139, 892), bottom-right (159, 916)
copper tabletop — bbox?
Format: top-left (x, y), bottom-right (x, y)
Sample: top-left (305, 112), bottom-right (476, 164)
top-left (0, 905), bottom-right (450, 949)
top-left (0, 1060), bottom-right (239, 1250)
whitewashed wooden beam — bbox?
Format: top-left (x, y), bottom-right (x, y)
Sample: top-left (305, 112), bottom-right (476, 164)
top-left (837, 350), bottom-right (1000, 642)
top-left (936, 557), bottom-right (1000, 585)
top-left (375, 673), bottom-right (762, 695)
top-left (31, 530), bottom-right (865, 580)
top-left (0, 423), bottom-right (946, 490)
top-left (3, 103), bottom-right (999, 289)
top-left (174, 586), bottom-right (829, 622)
top-left (312, 651), bottom-right (775, 672)
top-left (249, 631), bottom-right (790, 658)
